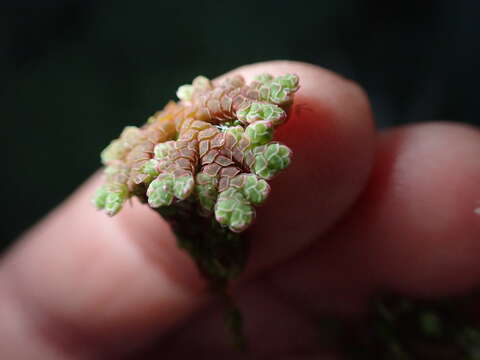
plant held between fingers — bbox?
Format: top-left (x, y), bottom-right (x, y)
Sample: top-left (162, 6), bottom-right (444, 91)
top-left (92, 72), bottom-right (299, 348)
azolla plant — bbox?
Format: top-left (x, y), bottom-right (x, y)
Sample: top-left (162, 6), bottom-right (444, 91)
top-left (93, 72), bottom-right (299, 347)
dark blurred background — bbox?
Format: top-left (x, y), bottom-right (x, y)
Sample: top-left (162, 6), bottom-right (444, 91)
top-left (2, 0), bottom-right (479, 247)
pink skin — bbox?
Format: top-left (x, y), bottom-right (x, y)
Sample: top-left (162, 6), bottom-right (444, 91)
top-left (1, 61), bottom-right (480, 359)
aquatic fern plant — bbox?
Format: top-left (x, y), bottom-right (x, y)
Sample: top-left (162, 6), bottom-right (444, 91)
top-left (92, 72), bottom-right (299, 348)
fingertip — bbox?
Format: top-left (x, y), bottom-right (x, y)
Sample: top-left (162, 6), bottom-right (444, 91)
top-left (262, 122), bottom-right (480, 319)
top-left (326, 121), bottom-right (480, 297)
top-left (230, 61), bottom-right (376, 272)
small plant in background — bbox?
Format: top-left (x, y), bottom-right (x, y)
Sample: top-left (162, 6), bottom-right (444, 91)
top-left (332, 293), bottom-right (480, 359)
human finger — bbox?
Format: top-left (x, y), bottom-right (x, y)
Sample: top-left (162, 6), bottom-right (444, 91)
top-left (0, 60), bottom-right (375, 359)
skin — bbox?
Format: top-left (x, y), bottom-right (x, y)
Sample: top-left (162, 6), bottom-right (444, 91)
top-left (1, 60), bottom-right (480, 359)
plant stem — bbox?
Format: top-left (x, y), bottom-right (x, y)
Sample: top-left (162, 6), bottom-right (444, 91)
top-left (154, 199), bottom-right (249, 350)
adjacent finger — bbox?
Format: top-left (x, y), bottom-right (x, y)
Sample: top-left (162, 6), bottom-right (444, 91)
top-left (267, 122), bottom-right (480, 320)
